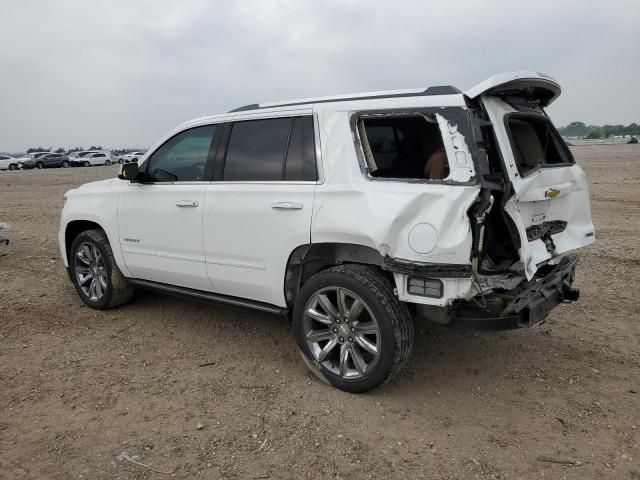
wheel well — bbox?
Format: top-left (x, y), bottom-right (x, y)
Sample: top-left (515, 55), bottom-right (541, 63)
top-left (284, 243), bottom-right (391, 310)
top-left (65, 220), bottom-right (103, 259)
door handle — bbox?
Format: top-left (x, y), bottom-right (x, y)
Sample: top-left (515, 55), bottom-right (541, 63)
top-left (175, 200), bottom-right (199, 208)
top-left (271, 202), bottom-right (303, 210)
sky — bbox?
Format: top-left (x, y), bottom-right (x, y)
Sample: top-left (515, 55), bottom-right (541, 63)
top-left (1, 0), bottom-right (638, 152)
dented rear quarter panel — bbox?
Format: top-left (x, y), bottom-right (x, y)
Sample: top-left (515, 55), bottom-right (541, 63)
top-left (311, 100), bottom-right (481, 298)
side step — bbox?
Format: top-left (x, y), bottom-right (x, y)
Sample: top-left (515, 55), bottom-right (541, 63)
top-left (129, 279), bottom-right (289, 317)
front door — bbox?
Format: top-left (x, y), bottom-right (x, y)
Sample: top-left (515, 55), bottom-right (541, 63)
top-left (203, 115), bottom-right (317, 307)
top-left (117, 124), bottom-right (218, 291)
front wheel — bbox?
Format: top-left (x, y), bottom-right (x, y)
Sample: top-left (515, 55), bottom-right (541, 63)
top-left (8, 163), bottom-right (17, 171)
top-left (293, 265), bottom-right (414, 393)
top-left (83, 161), bottom-right (90, 167)
top-left (105, 159), bottom-right (111, 165)
top-left (69, 229), bottom-right (135, 309)
top-left (62, 160), bottom-right (69, 168)
top-left (36, 162), bottom-right (44, 169)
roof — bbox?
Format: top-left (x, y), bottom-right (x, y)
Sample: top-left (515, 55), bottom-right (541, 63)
top-left (228, 85), bottom-right (462, 113)
top-left (228, 71), bottom-right (562, 114)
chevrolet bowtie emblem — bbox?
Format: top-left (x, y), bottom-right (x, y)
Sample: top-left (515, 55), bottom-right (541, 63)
top-left (545, 188), bottom-right (561, 198)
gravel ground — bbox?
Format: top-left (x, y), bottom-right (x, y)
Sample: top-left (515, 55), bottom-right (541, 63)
top-left (1, 146), bottom-right (639, 479)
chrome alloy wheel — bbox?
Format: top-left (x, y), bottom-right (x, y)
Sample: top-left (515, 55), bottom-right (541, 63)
top-left (303, 287), bottom-right (381, 379)
top-left (74, 242), bottom-right (108, 301)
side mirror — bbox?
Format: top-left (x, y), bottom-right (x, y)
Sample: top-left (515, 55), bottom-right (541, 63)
top-left (118, 162), bottom-right (140, 181)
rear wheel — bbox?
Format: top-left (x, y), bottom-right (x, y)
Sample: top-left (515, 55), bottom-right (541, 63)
top-left (83, 161), bottom-right (90, 167)
top-left (105, 159), bottom-right (111, 166)
top-left (8, 163), bottom-right (17, 171)
top-left (62, 160), bottom-right (69, 168)
top-left (293, 265), bottom-right (414, 392)
top-left (69, 229), bottom-right (135, 309)
top-left (36, 162), bottom-right (44, 169)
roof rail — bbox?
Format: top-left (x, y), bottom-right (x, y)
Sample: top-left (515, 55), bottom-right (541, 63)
top-left (228, 103), bottom-right (260, 113)
top-left (227, 85), bottom-right (462, 113)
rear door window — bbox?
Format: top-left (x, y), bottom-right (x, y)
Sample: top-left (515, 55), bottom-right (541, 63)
top-left (223, 116), bottom-right (317, 182)
top-left (283, 116), bottom-right (317, 181)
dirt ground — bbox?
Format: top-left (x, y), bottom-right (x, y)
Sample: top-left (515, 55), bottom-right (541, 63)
top-left (1, 146), bottom-right (639, 480)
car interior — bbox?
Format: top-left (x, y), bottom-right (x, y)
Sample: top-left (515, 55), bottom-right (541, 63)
top-left (360, 115), bottom-right (450, 180)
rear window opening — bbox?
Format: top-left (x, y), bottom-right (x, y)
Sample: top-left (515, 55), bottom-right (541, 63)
top-left (507, 115), bottom-right (573, 176)
top-left (358, 115), bottom-right (450, 180)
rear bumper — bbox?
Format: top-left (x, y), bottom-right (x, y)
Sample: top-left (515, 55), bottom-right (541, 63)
top-left (453, 254), bottom-right (579, 330)
top-left (502, 254), bottom-right (578, 327)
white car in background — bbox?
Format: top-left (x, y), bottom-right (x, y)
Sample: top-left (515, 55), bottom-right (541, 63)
top-left (0, 155), bottom-right (20, 171)
top-left (71, 151), bottom-right (113, 167)
top-left (119, 151), bottom-right (145, 163)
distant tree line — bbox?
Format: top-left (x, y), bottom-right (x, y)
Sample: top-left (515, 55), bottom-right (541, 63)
top-left (558, 122), bottom-right (640, 139)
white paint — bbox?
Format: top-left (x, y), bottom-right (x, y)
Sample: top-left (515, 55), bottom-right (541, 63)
top-left (58, 72), bottom-right (593, 312)
top-left (465, 71), bottom-right (561, 106)
top-left (481, 96), bottom-right (595, 279)
top-left (408, 223), bottom-right (438, 254)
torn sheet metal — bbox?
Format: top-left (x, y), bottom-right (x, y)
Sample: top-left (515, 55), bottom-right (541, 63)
top-left (435, 113), bottom-right (475, 183)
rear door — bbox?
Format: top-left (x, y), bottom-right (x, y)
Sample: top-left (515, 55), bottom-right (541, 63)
top-left (45, 154), bottom-right (60, 167)
top-left (203, 114), bottom-right (317, 307)
top-left (469, 73), bottom-right (595, 278)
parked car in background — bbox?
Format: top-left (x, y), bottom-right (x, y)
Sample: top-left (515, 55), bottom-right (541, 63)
top-left (628, 136), bottom-right (638, 144)
top-left (21, 153), bottom-right (70, 169)
top-left (119, 151), bottom-right (145, 163)
top-left (69, 151), bottom-right (99, 166)
top-left (0, 155), bottom-right (20, 171)
top-left (70, 151), bottom-right (113, 167)
top-left (17, 151), bottom-right (50, 167)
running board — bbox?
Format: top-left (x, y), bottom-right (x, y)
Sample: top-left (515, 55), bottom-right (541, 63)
top-left (129, 279), bottom-right (288, 317)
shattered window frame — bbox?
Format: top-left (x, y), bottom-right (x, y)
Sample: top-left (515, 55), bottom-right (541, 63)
top-left (349, 106), bottom-right (481, 186)
top-left (356, 112), bottom-right (452, 183)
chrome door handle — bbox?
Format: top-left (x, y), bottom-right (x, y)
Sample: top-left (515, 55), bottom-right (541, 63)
top-left (175, 200), bottom-right (199, 208)
top-left (271, 202), bottom-right (303, 210)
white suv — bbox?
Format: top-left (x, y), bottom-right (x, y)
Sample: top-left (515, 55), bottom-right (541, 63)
top-left (59, 72), bottom-right (594, 392)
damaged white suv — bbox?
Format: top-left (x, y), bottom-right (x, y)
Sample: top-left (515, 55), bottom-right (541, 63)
top-left (59, 72), bottom-right (594, 392)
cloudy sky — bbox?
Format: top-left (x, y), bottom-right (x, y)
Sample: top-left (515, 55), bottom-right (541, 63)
top-left (1, 0), bottom-right (638, 152)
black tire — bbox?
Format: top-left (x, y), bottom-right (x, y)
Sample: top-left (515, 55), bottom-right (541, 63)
top-left (83, 161), bottom-right (90, 167)
top-left (62, 160), bottom-right (69, 168)
top-left (69, 229), bottom-right (135, 310)
top-left (293, 264), bottom-right (414, 393)
top-left (105, 159), bottom-right (111, 166)
top-left (36, 162), bottom-right (44, 169)
top-left (118, 159), bottom-right (123, 164)
top-left (8, 163), bottom-right (17, 171)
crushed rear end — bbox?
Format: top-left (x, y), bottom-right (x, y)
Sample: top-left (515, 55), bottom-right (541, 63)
top-left (453, 72), bottom-right (594, 329)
